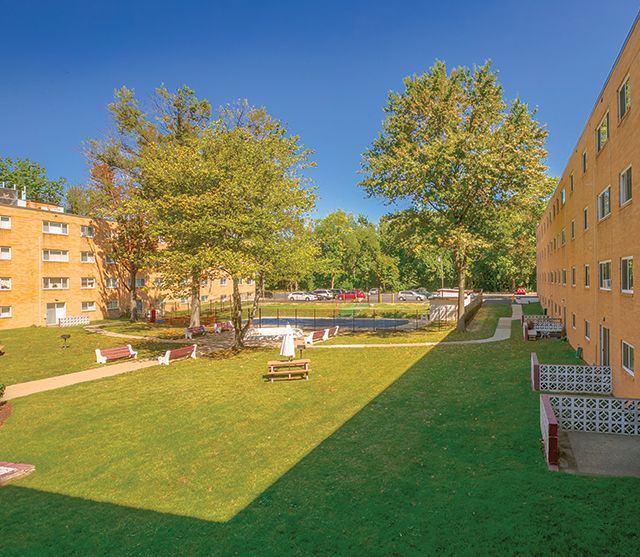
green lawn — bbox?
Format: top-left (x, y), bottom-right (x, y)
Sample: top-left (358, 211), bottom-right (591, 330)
top-left (0, 326), bottom-right (173, 386)
top-left (2, 318), bottom-right (639, 555)
top-left (324, 302), bottom-right (511, 344)
top-left (522, 302), bottom-right (544, 315)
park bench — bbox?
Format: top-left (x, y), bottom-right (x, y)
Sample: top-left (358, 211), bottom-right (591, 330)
top-left (305, 329), bottom-right (328, 345)
top-left (263, 359), bottom-right (310, 382)
top-left (95, 344), bottom-right (137, 364)
top-left (213, 321), bottom-right (234, 333)
top-left (326, 325), bottom-right (340, 338)
top-left (158, 344), bottom-right (197, 365)
top-left (184, 325), bottom-right (207, 339)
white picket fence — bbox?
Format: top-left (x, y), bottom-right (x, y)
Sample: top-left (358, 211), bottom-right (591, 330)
top-left (549, 395), bottom-right (640, 435)
top-left (58, 316), bottom-right (91, 327)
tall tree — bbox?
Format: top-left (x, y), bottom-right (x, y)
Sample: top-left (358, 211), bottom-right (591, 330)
top-left (89, 85), bottom-right (209, 322)
top-left (65, 184), bottom-right (106, 216)
top-left (0, 157), bottom-right (66, 204)
top-left (361, 61), bottom-right (548, 330)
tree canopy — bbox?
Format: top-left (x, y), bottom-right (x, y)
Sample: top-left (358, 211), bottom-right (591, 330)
top-left (0, 157), bottom-right (66, 204)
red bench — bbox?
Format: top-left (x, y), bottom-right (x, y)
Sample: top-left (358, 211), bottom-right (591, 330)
top-left (184, 325), bottom-right (207, 339)
top-left (158, 344), bottom-right (197, 365)
top-left (213, 321), bottom-right (234, 333)
top-left (95, 344), bottom-right (137, 364)
top-left (326, 325), bottom-right (340, 338)
top-left (305, 329), bottom-right (328, 345)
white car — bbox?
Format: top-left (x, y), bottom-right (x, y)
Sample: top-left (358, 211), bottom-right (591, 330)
top-left (288, 291), bottom-right (318, 301)
top-left (398, 290), bottom-right (426, 301)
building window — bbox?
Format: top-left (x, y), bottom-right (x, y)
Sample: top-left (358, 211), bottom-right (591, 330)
top-left (179, 297), bottom-right (188, 304)
top-left (134, 278), bottom-right (145, 288)
top-left (596, 112), bottom-right (609, 152)
top-left (80, 251), bottom-right (96, 263)
top-left (42, 221), bottom-right (68, 235)
top-left (582, 150), bottom-right (587, 173)
top-left (105, 254), bottom-right (116, 264)
top-left (599, 261), bottom-right (612, 290)
top-left (220, 294), bottom-right (228, 302)
top-left (571, 313), bottom-right (576, 329)
top-left (42, 277), bottom-right (69, 290)
top-left (0, 306), bottom-right (11, 318)
top-left (0, 246), bottom-right (12, 260)
top-left (80, 225), bottom-right (95, 238)
top-left (561, 228), bottom-right (566, 245)
top-left (562, 269), bottom-right (567, 286)
top-left (42, 249), bottom-right (69, 262)
top-left (105, 278), bottom-right (118, 289)
top-left (81, 277), bottom-right (96, 289)
top-left (622, 341), bottom-right (635, 375)
top-left (0, 277), bottom-right (11, 290)
top-left (81, 301), bottom-right (96, 312)
top-left (584, 265), bottom-right (590, 288)
top-left (621, 256), bottom-right (634, 293)
top-left (618, 76), bottom-right (630, 119)
top-left (620, 166), bottom-right (632, 206)
top-left (583, 207), bottom-right (588, 230)
top-left (571, 267), bottom-right (576, 287)
top-left (153, 277), bottom-right (162, 286)
top-left (0, 216), bottom-right (10, 229)
top-left (106, 300), bottom-right (119, 311)
top-left (247, 278), bottom-right (254, 285)
top-left (201, 295), bottom-right (209, 302)
top-left (561, 188), bottom-right (566, 205)
top-left (585, 320), bottom-right (590, 340)
top-left (570, 220), bottom-right (575, 239)
top-left (220, 278), bottom-right (227, 286)
top-left (570, 173), bottom-right (574, 193)
top-left (201, 279), bottom-right (208, 287)
top-left (597, 187), bottom-right (611, 220)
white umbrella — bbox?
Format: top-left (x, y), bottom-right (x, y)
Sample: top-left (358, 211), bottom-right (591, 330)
top-left (279, 324), bottom-right (296, 360)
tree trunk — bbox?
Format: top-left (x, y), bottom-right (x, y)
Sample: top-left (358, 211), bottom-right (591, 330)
top-left (129, 268), bottom-right (138, 322)
top-left (330, 275), bottom-right (335, 289)
top-left (232, 275), bottom-right (263, 350)
top-left (189, 272), bottom-right (201, 327)
top-left (456, 262), bottom-right (467, 332)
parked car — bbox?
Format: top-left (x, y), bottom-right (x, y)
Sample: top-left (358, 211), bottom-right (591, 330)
top-left (368, 288), bottom-right (380, 297)
top-left (288, 291), bottom-right (319, 301)
top-left (397, 290), bottom-right (426, 302)
top-left (330, 289), bottom-right (344, 297)
top-left (516, 287), bottom-right (527, 296)
top-left (336, 289), bottom-right (366, 301)
top-left (313, 289), bottom-right (333, 300)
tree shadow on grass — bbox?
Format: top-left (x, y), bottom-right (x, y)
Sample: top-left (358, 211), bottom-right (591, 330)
top-left (1, 323), bottom-right (639, 556)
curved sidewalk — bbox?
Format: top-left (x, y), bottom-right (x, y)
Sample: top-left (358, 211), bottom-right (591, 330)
top-left (309, 304), bottom-right (522, 349)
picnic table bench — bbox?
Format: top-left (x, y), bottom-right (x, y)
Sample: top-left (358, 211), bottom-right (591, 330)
top-left (95, 344), bottom-right (137, 364)
top-left (184, 325), bottom-right (207, 339)
top-left (263, 359), bottom-right (310, 382)
top-left (158, 344), bottom-right (197, 365)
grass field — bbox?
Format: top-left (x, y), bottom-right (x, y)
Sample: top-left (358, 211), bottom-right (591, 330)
top-left (2, 315), bottom-right (640, 555)
top-left (0, 325), bottom-right (172, 386)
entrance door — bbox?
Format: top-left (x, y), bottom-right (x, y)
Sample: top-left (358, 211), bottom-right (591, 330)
top-left (600, 326), bottom-right (610, 366)
top-left (46, 302), bottom-right (66, 325)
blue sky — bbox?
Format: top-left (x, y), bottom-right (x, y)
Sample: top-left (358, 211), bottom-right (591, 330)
top-left (1, 0), bottom-right (638, 220)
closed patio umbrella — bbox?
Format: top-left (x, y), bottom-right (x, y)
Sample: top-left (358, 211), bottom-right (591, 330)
top-left (279, 324), bottom-right (296, 360)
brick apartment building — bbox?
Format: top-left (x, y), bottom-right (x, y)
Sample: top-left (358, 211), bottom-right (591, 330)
top-left (536, 15), bottom-right (640, 397)
top-left (0, 186), bottom-right (255, 330)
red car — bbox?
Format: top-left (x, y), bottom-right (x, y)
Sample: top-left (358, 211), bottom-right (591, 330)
top-left (337, 289), bottom-right (366, 301)
top-left (516, 287), bottom-right (527, 295)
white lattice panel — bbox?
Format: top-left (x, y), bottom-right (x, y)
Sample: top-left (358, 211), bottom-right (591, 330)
top-left (58, 316), bottom-right (90, 327)
top-left (549, 395), bottom-right (640, 435)
top-left (539, 364), bottom-right (612, 394)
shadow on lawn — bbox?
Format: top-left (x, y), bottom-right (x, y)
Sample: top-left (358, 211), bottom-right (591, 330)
top-left (2, 323), bottom-right (639, 556)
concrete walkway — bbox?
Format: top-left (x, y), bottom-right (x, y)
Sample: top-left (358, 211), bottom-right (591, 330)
top-left (85, 325), bottom-right (193, 344)
top-left (309, 304), bottom-right (522, 349)
top-left (3, 360), bottom-right (158, 401)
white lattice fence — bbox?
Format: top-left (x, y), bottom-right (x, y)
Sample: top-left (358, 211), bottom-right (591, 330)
top-left (58, 316), bottom-right (90, 327)
top-left (539, 364), bottom-right (612, 394)
top-left (549, 395), bottom-right (640, 435)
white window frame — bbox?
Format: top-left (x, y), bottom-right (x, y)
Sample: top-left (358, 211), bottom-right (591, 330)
top-left (81, 301), bottom-right (96, 312)
top-left (80, 251), bottom-right (96, 263)
top-left (0, 246), bottom-right (11, 260)
top-left (585, 320), bottom-right (591, 341)
top-left (621, 256), bottom-right (633, 293)
top-left (618, 76), bottom-right (630, 120)
top-left (583, 207), bottom-right (588, 230)
top-left (42, 249), bottom-right (69, 262)
top-left (620, 165), bottom-right (632, 206)
top-left (599, 260), bottom-right (612, 291)
top-left (105, 278), bottom-right (118, 289)
top-left (584, 265), bottom-right (590, 288)
top-left (0, 305), bottom-right (11, 318)
top-left (597, 186), bottom-right (611, 220)
top-left (0, 215), bottom-right (10, 229)
top-left (81, 277), bottom-right (96, 289)
top-left (582, 150), bottom-right (588, 173)
top-left (0, 277), bottom-right (11, 291)
top-left (571, 267), bottom-right (576, 287)
top-left (105, 254), bottom-right (116, 265)
top-left (596, 112), bottom-right (609, 152)
top-left (562, 269), bottom-right (567, 286)
top-left (80, 225), bottom-right (95, 238)
top-left (42, 277), bottom-right (69, 290)
top-left (106, 300), bottom-right (119, 311)
top-left (622, 340), bottom-right (635, 375)
top-left (201, 295), bottom-right (209, 302)
top-left (42, 221), bottom-right (68, 235)
top-left (571, 313), bottom-right (576, 329)
top-left (570, 220), bottom-right (575, 240)
top-left (220, 278), bottom-right (227, 286)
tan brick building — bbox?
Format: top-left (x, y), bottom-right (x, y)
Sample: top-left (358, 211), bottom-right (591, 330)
top-left (0, 189), bottom-right (254, 330)
top-left (536, 15), bottom-right (640, 397)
